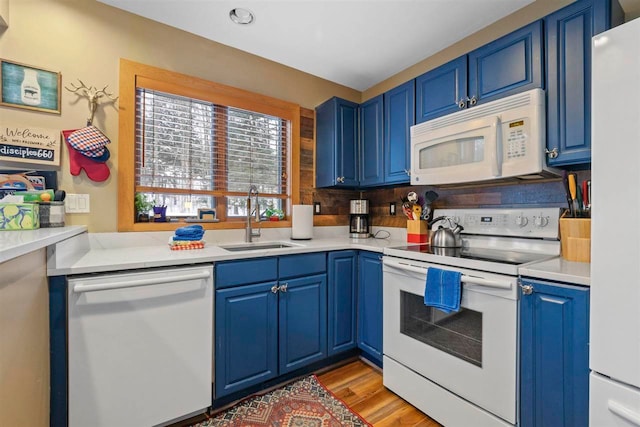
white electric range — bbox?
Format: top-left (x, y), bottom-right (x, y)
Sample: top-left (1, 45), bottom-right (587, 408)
top-left (382, 207), bottom-right (561, 427)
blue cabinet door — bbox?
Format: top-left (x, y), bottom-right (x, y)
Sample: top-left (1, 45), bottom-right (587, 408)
top-left (215, 281), bottom-right (278, 398)
top-left (359, 95), bottom-right (384, 187)
top-left (315, 97), bottom-right (359, 188)
top-left (468, 20), bottom-right (543, 105)
top-left (327, 251), bottom-right (357, 356)
top-left (415, 56), bottom-right (467, 123)
top-left (520, 279), bottom-right (589, 427)
top-left (384, 80), bottom-right (415, 184)
top-left (357, 251), bottom-right (383, 365)
top-left (545, 0), bottom-right (620, 167)
top-left (278, 274), bottom-right (327, 374)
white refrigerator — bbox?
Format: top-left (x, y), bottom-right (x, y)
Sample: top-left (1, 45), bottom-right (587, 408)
top-left (591, 17), bottom-right (640, 426)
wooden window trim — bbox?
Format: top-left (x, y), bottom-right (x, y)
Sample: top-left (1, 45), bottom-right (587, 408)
top-left (118, 59), bottom-right (300, 231)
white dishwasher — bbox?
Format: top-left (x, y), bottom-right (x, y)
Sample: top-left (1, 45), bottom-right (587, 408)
top-left (67, 265), bottom-right (213, 427)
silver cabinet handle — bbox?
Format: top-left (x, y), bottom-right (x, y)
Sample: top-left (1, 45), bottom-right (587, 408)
top-left (468, 96), bottom-right (478, 106)
top-left (279, 283), bottom-right (288, 292)
top-left (457, 98), bottom-right (467, 109)
top-left (336, 176), bottom-right (345, 183)
top-left (271, 285), bottom-right (279, 293)
top-left (404, 169), bottom-right (411, 176)
top-left (520, 284), bottom-right (534, 295)
top-left (545, 148), bottom-right (559, 159)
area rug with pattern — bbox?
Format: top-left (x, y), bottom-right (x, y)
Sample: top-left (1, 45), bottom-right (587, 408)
top-left (192, 375), bottom-right (371, 427)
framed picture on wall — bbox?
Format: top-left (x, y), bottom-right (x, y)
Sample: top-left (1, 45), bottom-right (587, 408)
top-left (0, 59), bottom-right (61, 114)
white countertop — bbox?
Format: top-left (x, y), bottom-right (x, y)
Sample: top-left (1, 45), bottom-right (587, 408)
top-left (519, 257), bottom-right (590, 286)
top-left (47, 227), bottom-right (407, 276)
top-left (4, 225), bottom-right (590, 286)
top-left (0, 226), bottom-right (87, 264)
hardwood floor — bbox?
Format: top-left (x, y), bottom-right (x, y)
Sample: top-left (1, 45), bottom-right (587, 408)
top-left (179, 358), bottom-right (442, 427)
top-left (318, 360), bottom-right (442, 426)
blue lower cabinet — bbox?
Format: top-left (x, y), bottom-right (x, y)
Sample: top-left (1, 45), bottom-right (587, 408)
top-left (215, 281), bottom-right (279, 398)
top-left (519, 279), bottom-right (590, 427)
top-left (328, 251), bottom-right (358, 356)
top-left (215, 255), bottom-right (329, 399)
top-left (357, 251), bottom-right (383, 365)
top-left (279, 274), bottom-right (328, 374)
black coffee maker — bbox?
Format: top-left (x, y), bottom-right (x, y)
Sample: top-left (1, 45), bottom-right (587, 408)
top-left (349, 199), bottom-right (370, 238)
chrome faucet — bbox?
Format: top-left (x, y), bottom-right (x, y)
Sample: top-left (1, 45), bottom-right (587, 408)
top-left (246, 185), bottom-right (261, 243)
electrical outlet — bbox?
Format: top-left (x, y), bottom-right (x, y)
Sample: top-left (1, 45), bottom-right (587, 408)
top-left (66, 194), bottom-right (90, 213)
top-left (314, 202), bottom-right (321, 215)
top-left (389, 202), bottom-right (396, 216)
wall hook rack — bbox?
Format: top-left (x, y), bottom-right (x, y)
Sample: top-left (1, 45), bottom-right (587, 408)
top-left (64, 79), bottom-right (119, 126)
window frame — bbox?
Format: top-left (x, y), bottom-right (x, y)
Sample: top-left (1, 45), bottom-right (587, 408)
top-left (118, 59), bottom-right (300, 231)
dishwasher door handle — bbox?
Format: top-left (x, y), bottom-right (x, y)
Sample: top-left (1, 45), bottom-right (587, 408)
top-left (608, 400), bottom-right (640, 426)
top-left (73, 270), bottom-right (212, 293)
top-left (382, 258), bottom-right (512, 290)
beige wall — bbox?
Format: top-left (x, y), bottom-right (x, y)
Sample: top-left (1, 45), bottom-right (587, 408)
top-left (0, 0), bottom-right (359, 232)
top-left (0, 249), bottom-right (49, 427)
top-left (0, 0), bottom-right (8, 27)
top-left (0, 0), bottom-right (580, 232)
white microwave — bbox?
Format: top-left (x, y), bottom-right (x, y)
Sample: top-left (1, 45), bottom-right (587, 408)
top-left (410, 88), bottom-right (559, 186)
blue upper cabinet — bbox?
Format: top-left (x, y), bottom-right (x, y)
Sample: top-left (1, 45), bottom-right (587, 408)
top-left (416, 21), bottom-right (542, 123)
top-left (468, 20), bottom-right (543, 105)
top-left (315, 97), bottom-right (359, 188)
top-left (545, 0), bottom-right (622, 167)
top-left (416, 56), bottom-right (467, 124)
top-left (359, 80), bottom-right (415, 188)
top-left (359, 95), bottom-right (384, 187)
top-left (520, 279), bottom-right (590, 427)
top-left (384, 80), bottom-right (415, 184)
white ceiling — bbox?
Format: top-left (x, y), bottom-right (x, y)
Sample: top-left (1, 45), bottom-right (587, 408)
top-left (98, 0), bottom-right (611, 92)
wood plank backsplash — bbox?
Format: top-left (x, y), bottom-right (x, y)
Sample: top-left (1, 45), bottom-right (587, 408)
top-left (299, 108), bottom-right (590, 227)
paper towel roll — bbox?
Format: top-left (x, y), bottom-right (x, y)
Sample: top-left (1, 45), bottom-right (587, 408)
top-left (291, 205), bottom-right (313, 240)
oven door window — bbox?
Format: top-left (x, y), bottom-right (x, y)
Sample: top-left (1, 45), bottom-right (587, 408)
top-left (400, 291), bottom-right (482, 367)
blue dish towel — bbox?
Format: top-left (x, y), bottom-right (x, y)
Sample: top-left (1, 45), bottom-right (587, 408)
top-left (173, 224), bottom-right (204, 241)
top-left (424, 267), bottom-right (462, 313)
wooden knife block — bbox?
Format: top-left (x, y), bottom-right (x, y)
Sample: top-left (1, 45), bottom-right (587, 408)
top-left (559, 218), bottom-right (591, 263)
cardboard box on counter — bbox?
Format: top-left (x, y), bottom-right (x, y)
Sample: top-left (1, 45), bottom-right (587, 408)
top-left (0, 203), bottom-right (40, 230)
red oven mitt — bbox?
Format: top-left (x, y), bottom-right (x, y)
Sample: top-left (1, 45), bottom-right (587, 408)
top-left (62, 129), bottom-right (110, 182)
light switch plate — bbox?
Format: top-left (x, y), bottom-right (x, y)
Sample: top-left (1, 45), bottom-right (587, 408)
top-left (66, 194), bottom-right (90, 213)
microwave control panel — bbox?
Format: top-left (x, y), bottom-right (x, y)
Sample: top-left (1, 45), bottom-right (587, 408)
top-left (504, 119), bottom-right (530, 160)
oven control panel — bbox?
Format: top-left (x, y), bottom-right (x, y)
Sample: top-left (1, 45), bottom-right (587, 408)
top-left (432, 208), bottom-right (562, 239)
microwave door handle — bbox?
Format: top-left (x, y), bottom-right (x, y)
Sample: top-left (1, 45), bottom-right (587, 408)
top-left (487, 116), bottom-right (502, 177)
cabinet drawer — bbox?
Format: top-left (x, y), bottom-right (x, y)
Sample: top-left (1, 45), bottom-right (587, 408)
top-left (215, 257), bottom-right (278, 289)
top-left (279, 252), bottom-right (326, 279)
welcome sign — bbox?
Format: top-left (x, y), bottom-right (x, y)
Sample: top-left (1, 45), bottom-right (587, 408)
top-left (0, 123), bottom-right (60, 166)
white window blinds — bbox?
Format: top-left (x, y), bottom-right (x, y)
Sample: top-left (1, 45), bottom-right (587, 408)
top-left (135, 88), bottom-right (289, 217)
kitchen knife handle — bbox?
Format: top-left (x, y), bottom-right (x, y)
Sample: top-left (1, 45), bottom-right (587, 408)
top-left (568, 174), bottom-right (577, 200)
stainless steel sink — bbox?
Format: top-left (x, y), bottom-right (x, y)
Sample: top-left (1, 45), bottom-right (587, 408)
top-left (220, 242), bottom-right (300, 252)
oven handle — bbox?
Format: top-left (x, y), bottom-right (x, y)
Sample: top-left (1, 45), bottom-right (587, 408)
top-left (382, 258), bottom-right (512, 290)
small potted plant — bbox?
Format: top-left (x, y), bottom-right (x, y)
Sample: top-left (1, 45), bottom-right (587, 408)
top-left (134, 193), bottom-right (154, 222)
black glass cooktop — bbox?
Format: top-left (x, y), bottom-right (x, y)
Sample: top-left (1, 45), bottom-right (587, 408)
top-left (389, 244), bottom-right (549, 266)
